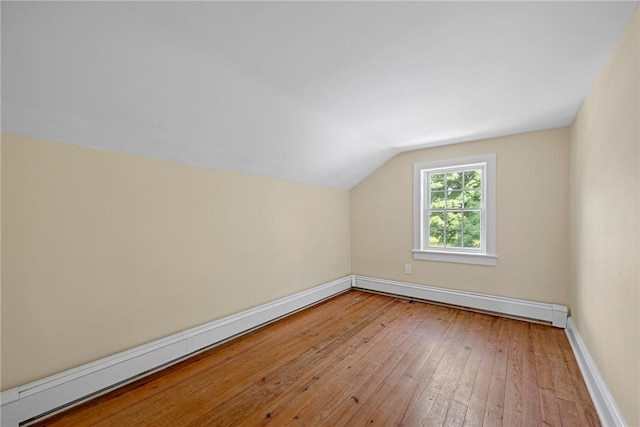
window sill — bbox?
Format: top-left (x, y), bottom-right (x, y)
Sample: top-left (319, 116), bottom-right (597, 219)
top-left (412, 250), bottom-right (497, 266)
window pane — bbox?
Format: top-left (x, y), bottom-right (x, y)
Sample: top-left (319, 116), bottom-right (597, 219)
top-left (446, 211), bottom-right (462, 229)
top-left (446, 190), bottom-right (463, 208)
top-left (463, 211), bottom-right (481, 229)
top-left (429, 211), bottom-right (445, 229)
top-left (445, 229), bottom-right (462, 247)
top-left (463, 229), bottom-right (481, 248)
top-left (446, 172), bottom-right (463, 190)
top-left (464, 190), bottom-right (481, 208)
top-left (429, 228), bottom-right (445, 247)
top-left (430, 191), bottom-right (445, 209)
top-left (464, 170), bottom-right (482, 189)
top-left (430, 173), bottom-right (445, 191)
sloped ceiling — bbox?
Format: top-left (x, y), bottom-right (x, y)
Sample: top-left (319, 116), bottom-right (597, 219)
top-left (2, 1), bottom-right (638, 189)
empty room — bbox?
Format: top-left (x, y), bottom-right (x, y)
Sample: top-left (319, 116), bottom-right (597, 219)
top-left (1, 2), bottom-right (639, 426)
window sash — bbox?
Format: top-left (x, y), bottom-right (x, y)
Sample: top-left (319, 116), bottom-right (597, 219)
top-left (421, 163), bottom-right (487, 253)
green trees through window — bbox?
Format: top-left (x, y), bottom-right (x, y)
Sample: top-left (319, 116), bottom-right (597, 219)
top-left (427, 169), bottom-right (482, 249)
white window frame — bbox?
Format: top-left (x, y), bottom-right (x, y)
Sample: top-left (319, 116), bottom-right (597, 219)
top-left (413, 153), bottom-right (497, 266)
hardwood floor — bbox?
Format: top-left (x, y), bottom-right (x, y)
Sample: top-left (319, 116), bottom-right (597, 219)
top-left (31, 291), bottom-right (599, 426)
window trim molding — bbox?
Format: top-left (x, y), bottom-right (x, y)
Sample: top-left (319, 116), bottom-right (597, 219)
top-left (413, 153), bottom-right (497, 266)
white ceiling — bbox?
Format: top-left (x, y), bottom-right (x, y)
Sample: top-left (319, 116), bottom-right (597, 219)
top-left (2, 1), bottom-right (638, 189)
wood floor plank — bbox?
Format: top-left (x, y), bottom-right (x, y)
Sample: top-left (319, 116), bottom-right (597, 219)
top-left (450, 313), bottom-right (494, 407)
top-left (553, 328), bottom-right (600, 426)
top-left (538, 388), bottom-right (562, 427)
top-left (546, 328), bottom-right (601, 427)
top-left (503, 320), bottom-right (525, 427)
top-left (463, 317), bottom-right (502, 427)
top-left (334, 305), bottom-right (455, 426)
top-left (367, 307), bottom-right (462, 426)
top-left (560, 348), bottom-right (600, 427)
top-left (395, 310), bottom-right (475, 425)
top-left (482, 317), bottom-right (513, 426)
top-left (557, 398), bottom-right (583, 427)
top-left (548, 341), bottom-right (578, 403)
top-left (320, 304), bottom-right (438, 426)
top-left (520, 325), bottom-right (541, 426)
top-left (327, 327), bottom-right (427, 424)
top-left (443, 400), bottom-right (469, 427)
top-left (530, 324), bottom-right (555, 391)
top-left (421, 313), bottom-right (493, 427)
top-left (31, 291), bottom-right (601, 427)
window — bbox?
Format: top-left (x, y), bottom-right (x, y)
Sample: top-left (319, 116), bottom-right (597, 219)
top-left (413, 154), bottom-right (496, 265)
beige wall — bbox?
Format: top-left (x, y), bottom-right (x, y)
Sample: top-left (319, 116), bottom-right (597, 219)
top-left (569, 7), bottom-right (640, 426)
top-left (351, 127), bottom-right (570, 305)
top-left (1, 134), bottom-right (351, 390)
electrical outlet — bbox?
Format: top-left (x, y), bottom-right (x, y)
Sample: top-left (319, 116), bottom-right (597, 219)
top-left (404, 263), bottom-right (412, 274)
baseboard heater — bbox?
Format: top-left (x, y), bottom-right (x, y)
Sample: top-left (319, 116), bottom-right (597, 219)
top-left (352, 276), bottom-right (568, 328)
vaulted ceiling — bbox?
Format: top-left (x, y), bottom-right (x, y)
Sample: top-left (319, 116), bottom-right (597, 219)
top-left (2, 2), bottom-right (638, 189)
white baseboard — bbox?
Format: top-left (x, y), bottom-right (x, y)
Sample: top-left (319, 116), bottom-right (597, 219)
top-left (353, 275), bottom-right (568, 328)
top-left (0, 276), bottom-right (352, 427)
top-left (565, 317), bottom-right (626, 427)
